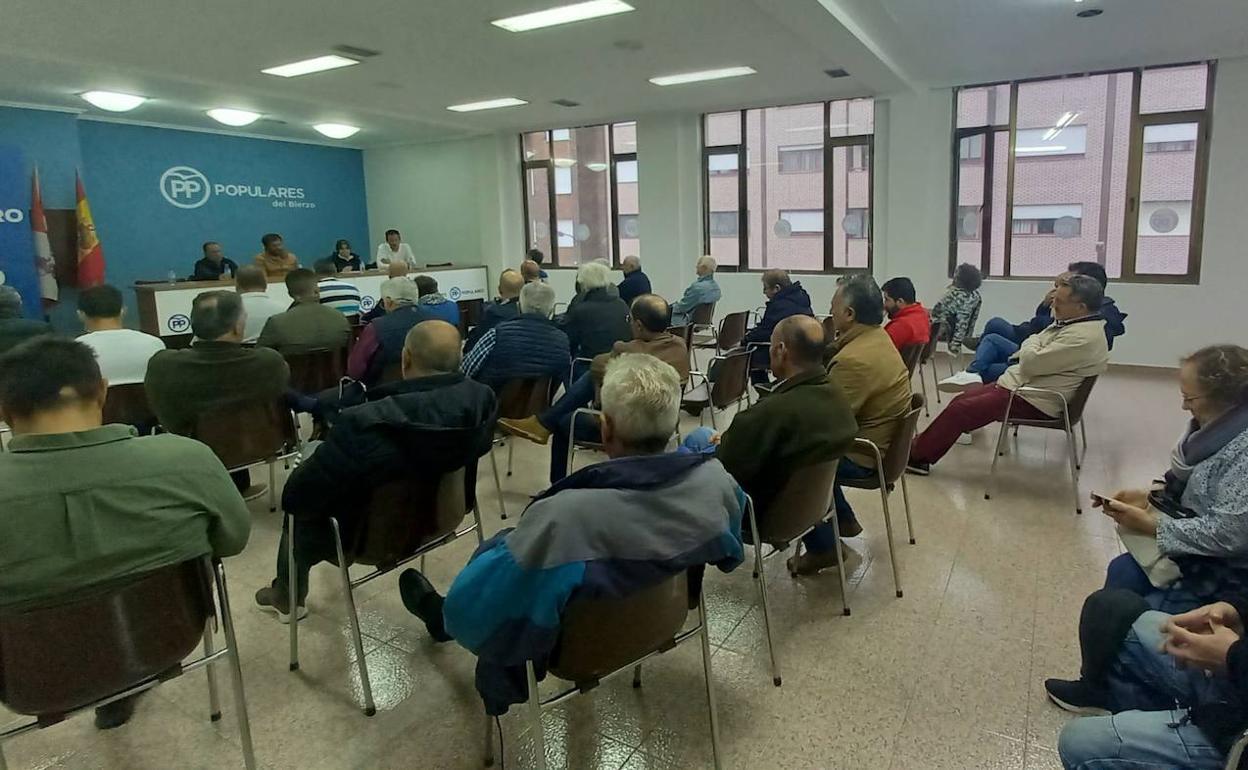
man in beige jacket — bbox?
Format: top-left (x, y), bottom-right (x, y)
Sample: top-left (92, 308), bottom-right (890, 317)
top-left (908, 274), bottom-right (1109, 473)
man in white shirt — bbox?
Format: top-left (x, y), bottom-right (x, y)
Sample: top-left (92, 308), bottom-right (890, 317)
top-left (375, 229), bottom-right (415, 269)
top-left (76, 284), bottom-right (165, 385)
top-left (235, 265), bottom-right (286, 343)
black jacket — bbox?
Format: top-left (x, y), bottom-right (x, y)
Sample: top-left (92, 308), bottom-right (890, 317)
top-left (617, 270), bottom-right (652, 306)
top-left (191, 257), bottom-right (238, 281)
top-left (0, 318), bottom-right (53, 357)
top-left (465, 298), bottom-right (520, 353)
top-left (562, 287), bottom-right (631, 358)
top-left (282, 373), bottom-right (498, 535)
top-left (744, 282), bottom-right (814, 367)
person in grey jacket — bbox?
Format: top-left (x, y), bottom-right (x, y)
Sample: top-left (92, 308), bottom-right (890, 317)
top-left (670, 256), bottom-right (722, 325)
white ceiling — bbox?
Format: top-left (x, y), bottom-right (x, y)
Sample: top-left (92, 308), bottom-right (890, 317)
top-left (2, 0), bottom-right (1246, 149)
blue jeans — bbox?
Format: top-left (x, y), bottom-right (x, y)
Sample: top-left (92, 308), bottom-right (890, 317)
top-left (982, 316), bottom-right (1025, 344)
top-left (801, 457), bottom-right (876, 553)
top-left (967, 333), bottom-right (1018, 383)
top-left (539, 372), bottom-right (595, 432)
top-left (1058, 612), bottom-right (1228, 770)
top-left (1104, 553), bottom-right (1156, 597)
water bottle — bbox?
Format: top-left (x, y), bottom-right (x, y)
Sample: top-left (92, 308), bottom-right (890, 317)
top-left (168, 268), bottom-right (178, 285)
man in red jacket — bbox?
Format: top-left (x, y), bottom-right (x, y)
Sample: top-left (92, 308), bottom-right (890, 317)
top-left (881, 277), bottom-right (930, 351)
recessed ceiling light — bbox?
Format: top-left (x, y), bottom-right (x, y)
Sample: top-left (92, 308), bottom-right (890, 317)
top-left (313, 123), bottom-right (361, 139)
top-left (553, 157), bottom-right (577, 168)
top-left (446, 97), bottom-right (528, 112)
top-left (207, 108), bottom-right (261, 127)
top-left (261, 54), bottom-right (359, 78)
top-left (648, 66), bottom-right (757, 87)
top-left (80, 90), bottom-right (146, 112)
top-left (492, 0), bottom-right (634, 32)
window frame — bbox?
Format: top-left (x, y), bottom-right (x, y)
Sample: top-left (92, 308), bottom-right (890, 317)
top-left (948, 61), bottom-right (1215, 284)
top-left (701, 98), bottom-right (875, 274)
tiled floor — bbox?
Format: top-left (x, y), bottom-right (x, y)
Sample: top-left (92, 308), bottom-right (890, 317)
top-left (1, 362), bottom-right (1182, 769)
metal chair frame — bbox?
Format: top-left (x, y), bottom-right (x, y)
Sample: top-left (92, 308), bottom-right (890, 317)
top-left (1225, 730), bottom-right (1248, 770)
top-left (490, 377), bottom-right (555, 519)
top-left (565, 407), bottom-right (681, 478)
top-left (842, 437), bottom-right (913, 599)
top-left (916, 320), bottom-right (948, 416)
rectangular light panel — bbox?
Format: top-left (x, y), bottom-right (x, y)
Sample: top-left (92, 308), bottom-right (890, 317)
top-left (492, 0), bottom-right (635, 32)
top-left (649, 66), bottom-right (757, 86)
top-left (262, 55), bottom-right (360, 78)
top-left (447, 97), bottom-right (529, 112)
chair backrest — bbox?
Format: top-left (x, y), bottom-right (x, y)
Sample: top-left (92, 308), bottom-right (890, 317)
top-left (284, 347), bottom-right (347, 393)
top-left (551, 571), bottom-right (689, 684)
top-left (0, 559), bottom-right (212, 716)
top-left (101, 383), bottom-right (156, 428)
top-left (689, 302), bottom-right (716, 326)
top-left (716, 311), bottom-right (750, 351)
top-left (667, 324), bottom-right (694, 350)
top-left (898, 343), bottom-right (924, 376)
top-left (919, 320), bottom-right (945, 364)
top-left (1065, 375), bottom-right (1099, 424)
top-left (496, 376), bottom-right (554, 420)
top-left (350, 468), bottom-right (469, 567)
top-left (878, 394), bottom-right (926, 485)
top-left (709, 350), bottom-right (751, 408)
top-left (193, 398), bottom-right (295, 469)
top-left (755, 460), bottom-right (840, 545)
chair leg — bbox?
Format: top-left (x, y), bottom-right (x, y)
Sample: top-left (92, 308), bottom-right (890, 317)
top-left (482, 711), bottom-right (496, 768)
top-left (984, 419), bottom-right (1011, 501)
top-left (632, 664), bottom-right (643, 689)
top-left (827, 514), bottom-right (851, 616)
top-left (490, 446), bottom-right (507, 520)
top-left (877, 481), bottom-right (903, 598)
top-left (472, 502), bottom-right (486, 545)
top-left (696, 591), bottom-right (724, 770)
top-left (288, 515), bottom-right (299, 671)
top-left (268, 462), bottom-right (277, 513)
top-left (214, 564), bottom-right (258, 770)
top-left (918, 363), bottom-right (930, 417)
top-left (900, 474), bottom-right (917, 545)
top-left (708, 404), bottom-right (718, 431)
top-left (1080, 418), bottom-right (1089, 464)
top-left (506, 438), bottom-right (514, 477)
top-left (526, 661), bottom-right (547, 770)
top-left (204, 624), bottom-right (222, 721)
top-left (1076, 419), bottom-right (1089, 469)
top-left (1065, 420), bottom-right (1083, 516)
top-left (330, 518), bottom-right (375, 716)
top-left (0, 743), bottom-right (7, 770)
top-left (749, 502), bottom-right (781, 686)
top-left (932, 363), bottom-right (942, 405)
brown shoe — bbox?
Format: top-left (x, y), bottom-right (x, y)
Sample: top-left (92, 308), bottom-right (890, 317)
top-left (242, 483), bottom-right (268, 502)
top-left (499, 416), bottom-right (551, 445)
top-left (787, 544), bottom-right (849, 576)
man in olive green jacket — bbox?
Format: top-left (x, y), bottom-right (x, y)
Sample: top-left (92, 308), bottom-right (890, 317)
top-left (256, 268), bottom-right (351, 354)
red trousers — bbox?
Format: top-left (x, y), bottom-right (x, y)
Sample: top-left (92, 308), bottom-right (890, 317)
top-left (911, 384), bottom-right (1049, 464)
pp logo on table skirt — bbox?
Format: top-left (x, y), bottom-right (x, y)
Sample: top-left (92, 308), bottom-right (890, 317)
top-left (360, 295), bottom-right (376, 312)
top-left (168, 314), bottom-right (191, 333)
top-left (448, 287), bottom-right (462, 300)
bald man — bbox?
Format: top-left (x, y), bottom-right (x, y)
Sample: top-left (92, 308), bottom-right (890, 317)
top-left (617, 256), bottom-right (651, 306)
top-left (520, 259), bottom-right (543, 284)
top-left (256, 320), bottom-right (498, 621)
top-left (465, 268), bottom-right (525, 353)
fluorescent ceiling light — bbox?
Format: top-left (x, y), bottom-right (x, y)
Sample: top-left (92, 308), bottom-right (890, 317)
top-left (207, 108), bottom-right (261, 127)
top-left (262, 55), bottom-right (359, 78)
top-left (313, 123), bottom-right (361, 139)
top-left (649, 66), bottom-right (756, 87)
top-left (492, 0), bottom-right (634, 32)
top-left (1016, 146), bottom-right (1067, 154)
top-left (80, 90), bottom-right (146, 112)
top-left (447, 97), bottom-right (527, 112)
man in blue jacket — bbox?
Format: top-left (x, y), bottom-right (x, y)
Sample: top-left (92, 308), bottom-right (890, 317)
top-left (462, 281), bottom-right (569, 392)
top-left (743, 269), bottom-right (814, 385)
top-left (670, 256), bottom-right (722, 326)
top-left (617, 255), bottom-right (652, 306)
top-left (398, 352), bottom-right (745, 715)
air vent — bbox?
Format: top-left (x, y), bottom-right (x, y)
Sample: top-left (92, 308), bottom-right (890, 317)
top-left (257, 117), bottom-right (289, 126)
top-left (333, 44), bottom-right (381, 58)
top-left (1076, 8), bottom-right (1102, 17)
top-left (552, 99), bottom-right (580, 108)
top-left (824, 68), bottom-right (850, 79)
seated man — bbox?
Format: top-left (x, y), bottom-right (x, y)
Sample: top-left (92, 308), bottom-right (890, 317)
top-left (909, 275), bottom-right (1110, 473)
top-left (527, 248), bottom-right (550, 281)
top-left (617, 255), bottom-right (651, 306)
top-left (414, 274), bottom-right (461, 326)
top-left (257, 268), bottom-right (352, 354)
top-left (498, 293), bottom-right (690, 485)
top-left (790, 276), bottom-right (911, 574)
top-left (76, 284), bottom-right (165, 385)
top-left (191, 241), bottom-right (238, 281)
top-left (313, 258), bottom-right (362, 317)
top-left (520, 259), bottom-right (543, 284)
top-left (465, 268), bottom-right (523, 353)
top-left (0, 285), bottom-right (52, 355)
top-left (744, 269), bottom-right (814, 384)
top-left (562, 261), bottom-right (631, 359)
top-left (253, 232), bottom-right (298, 279)
top-left (462, 281), bottom-right (569, 392)
top-left (145, 290), bottom-right (290, 499)
top-left (348, 278), bottom-right (432, 386)
top-left (1049, 590), bottom-right (1246, 770)
top-left (881, 276), bottom-right (931, 352)
top-left (0, 337), bottom-right (250, 729)
top-left (255, 321), bottom-right (496, 621)
top-left (398, 352), bottom-right (745, 715)
top-left (941, 261), bottom-right (1126, 391)
top-left (670, 255), bottom-right (721, 326)
top-left (235, 265), bottom-right (286, 344)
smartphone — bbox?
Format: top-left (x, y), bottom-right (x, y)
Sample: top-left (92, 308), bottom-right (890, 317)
top-left (1090, 491), bottom-right (1122, 508)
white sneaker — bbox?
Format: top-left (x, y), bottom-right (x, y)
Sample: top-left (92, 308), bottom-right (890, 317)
top-left (937, 371), bottom-right (982, 393)
top-left (956, 433), bottom-right (973, 446)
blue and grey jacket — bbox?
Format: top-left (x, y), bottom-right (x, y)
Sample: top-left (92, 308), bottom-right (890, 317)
top-left (443, 452), bottom-right (745, 715)
top-left (671, 275), bottom-right (722, 323)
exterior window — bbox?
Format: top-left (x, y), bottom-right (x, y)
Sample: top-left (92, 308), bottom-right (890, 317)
top-left (778, 145), bottom-right (823, 174)
top-left (778, 209), bottom-right (823, 234)
top-left (554, 167), bottom-right (572, 195)
top-left (709, 211), bottom-right (739, 237)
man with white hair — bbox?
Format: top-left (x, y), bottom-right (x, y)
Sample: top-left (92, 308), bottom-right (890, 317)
top-left (347, 277), bottom-right (431, 385)
top-left (670, 255), bottom-right (722, 326)
top-left (561, 260), bottom-right (631, 359)
top-left (398, 352), bottom-right (746, 716)
top-left (461, 281), bottom-right (570, 391)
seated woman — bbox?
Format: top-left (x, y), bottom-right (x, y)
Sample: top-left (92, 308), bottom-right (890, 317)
top-left (1101, 344), bottom-right (1248, 615)
top-left (329, 239), bottom-right (363, 272)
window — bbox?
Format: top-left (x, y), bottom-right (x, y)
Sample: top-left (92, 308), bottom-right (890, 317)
top-left (951, 62), bottom-right (1212, 283)
top-left (520, 122), bottom-right (640, 266)
top-left (703, 97), bottom-right (874, 272)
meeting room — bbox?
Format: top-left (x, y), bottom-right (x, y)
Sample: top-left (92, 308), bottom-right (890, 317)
top-left (2, 1), bottom-right (1248, 769)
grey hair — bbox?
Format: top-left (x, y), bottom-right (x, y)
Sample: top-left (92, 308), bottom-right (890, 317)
top-left (1065, 274), bottom-right (1104, 312)
top-left (838, 274), bottom-right (885, 326)
top-left (696, 255), bottom-right (717, 273)
top-left (600, 353), bottom-right (681, 452)
top-left (0, 286), bottom-right (23, 319)
top-left (576, 260), bottom-right (612, 291)
top-left (380, 277), bottom-right (419, 305)
top-left (519, 281), bottom-right (556, 318)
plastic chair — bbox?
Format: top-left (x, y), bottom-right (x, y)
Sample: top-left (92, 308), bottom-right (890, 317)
top-left (101, 383), bottom-right (157, 432)
top-left (681, 349), bottom-right (751, 430)
top-left (193, 397), bottom-right (303, 513)
top-left (985, 376), bottom-right (1098, 515)
top-left (287, 466), bottom-right (484, 716)
top-left (482, 571), bottom-right (723, 770)
top-left (0, 557), bottom-right (256, 769)
top-left (490, 376), bottom-right (554, 519)
top-left (695, 310), bottom-right (747, 354)
top-left (284, 347), bottom-right (347, 393)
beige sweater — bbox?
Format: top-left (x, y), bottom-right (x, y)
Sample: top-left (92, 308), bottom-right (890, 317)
top-left (998, 317), bottom-right (1109, 416)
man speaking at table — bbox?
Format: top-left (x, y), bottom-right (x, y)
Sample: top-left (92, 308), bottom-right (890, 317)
top-left (254, 232), bottom-right (298, 279)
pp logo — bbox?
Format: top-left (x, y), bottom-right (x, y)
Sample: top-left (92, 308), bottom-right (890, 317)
top-left (448, 286), bottom-right (462, 301)
top-left (160, 166), bottom-right (212, 209)
top-left (0, 209), bottom-right (24, 223)
top-left (168, 314), bottom-right (191, 333)
top-left (360, 295), bottom-right (376, 312)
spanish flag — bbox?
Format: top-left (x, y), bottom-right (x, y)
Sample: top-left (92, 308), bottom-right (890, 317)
top-left (76, 171), bottom-right (105, 287)
top-left (31, 167), bottom-right (58, 304)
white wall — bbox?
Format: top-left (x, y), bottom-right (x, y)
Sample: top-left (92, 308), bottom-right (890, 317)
top-left (363, 56), bottom-right (1248, 367)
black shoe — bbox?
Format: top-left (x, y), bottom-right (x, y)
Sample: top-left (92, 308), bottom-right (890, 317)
top-left (399, 569), bottom-right (452, 643)
top-left (94, 693), bottom-right (140, 730)
top-left (905, 460), bottom-right (931, 477)
top-left (839, 517), bottom-right (864, 538)
top-left (255, 585), bottom-right (308, 624)
top-left (1044, 678), bottom-right (1110, 716)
